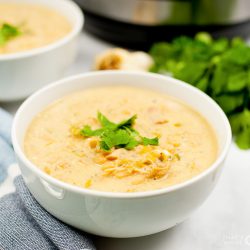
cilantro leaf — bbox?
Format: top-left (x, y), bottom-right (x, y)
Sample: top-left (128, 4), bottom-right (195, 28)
top-left (226, 71), bottom-right (248, 92)
top-left (236, 129), bottom-right (250, 150)
top-left (215, 94), bottom-right (244, 114)
top-left (97, 112), bottom-right (116, 128)
top-left (141, 137), bottom-right (159, 146)
top-left (0, 23), bottom-right (21, 46)
top-left (125, 138), bottom-right (140, 150)
top-left (173, 62), bottom-right (207, 85)
top-left (195, 75), bottom-right (209, 92)
top-left (80, 125), bottom-right (104, 136)
top-left (149, 32), bottom-right (250, 149)
top-left (99, 140), bottom-right (110, 151)
top-left (229, 109), bottom-right (250, 149)
top-left (117, 115), bottom-right (137, 128)
top-left (79, 112), bottom-right (159, 151)
top-left (101, 129), bottom-right (130, 149)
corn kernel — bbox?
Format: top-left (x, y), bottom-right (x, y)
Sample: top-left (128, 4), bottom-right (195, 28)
top-left (84, 179), bottom-right (92, 188)
top-left (89, 139), bottom-right (98, 149)
top-left (44, 166), bottom-right (51, 175)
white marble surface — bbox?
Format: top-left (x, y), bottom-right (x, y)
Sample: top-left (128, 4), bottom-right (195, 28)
top-left (1, 32), bottom-right (250, 250)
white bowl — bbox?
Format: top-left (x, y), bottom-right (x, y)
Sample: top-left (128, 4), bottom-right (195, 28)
top-left (12, 71), bottom-right (232, 238)
top-left (0, 0), bottom-right (83, 102)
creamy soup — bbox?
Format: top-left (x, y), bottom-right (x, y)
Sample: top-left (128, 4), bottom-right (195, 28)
top-left (0, 3), bottom-right (71, 54)
top-left (24, 86), bottom-right (218, 192)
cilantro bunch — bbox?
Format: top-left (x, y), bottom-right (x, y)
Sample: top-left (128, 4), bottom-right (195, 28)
top-left (0, 23), bottom-right (21, 46)
top-left (149, 32), bottom-right (250, 149)
top-left (80, 112), bottom-right (159, 151)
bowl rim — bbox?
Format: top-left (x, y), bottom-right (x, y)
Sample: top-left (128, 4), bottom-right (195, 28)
top-left (0, 0), bottom-right (84, 61)
top-left (12, 71), bottom-right (232, 199)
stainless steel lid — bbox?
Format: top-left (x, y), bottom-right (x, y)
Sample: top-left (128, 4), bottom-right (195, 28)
top-left (76, 0), bottom-right (250, 26)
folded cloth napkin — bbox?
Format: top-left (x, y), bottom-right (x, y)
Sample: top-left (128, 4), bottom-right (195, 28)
top-left (0, 108), bottom-right (96, 250)
top-left (0, 108), bottom-right (15, 183)
top-left (0, 176), bottom-right (96, 250)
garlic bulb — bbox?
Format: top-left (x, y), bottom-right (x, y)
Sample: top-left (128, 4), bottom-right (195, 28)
top-left (94, 48), bottom-right (153, 71)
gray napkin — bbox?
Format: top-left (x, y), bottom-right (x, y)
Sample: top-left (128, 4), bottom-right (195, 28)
top-left (0, 108), bottom-right (15, 183)
top-left (0, 176), bottom-right (96, 250)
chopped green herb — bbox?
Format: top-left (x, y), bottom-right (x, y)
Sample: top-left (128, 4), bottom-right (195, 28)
top-left (149, 32), bottom-right (250, 149)
top-left (0, 23), bottom-right (22, 46)
top-left (101, 129), bottom-right (130, 149)
top-left (117, 114), bottom-right (137, 128)
top-left (80, 112), bottom-right (159, 151)
top-left (97, 112), bottom-right (116, 128)
top-left (80, 125), bottom-right (104, 137)
top-left (229, 109), bottom-right (250, 149)
top-left (141, 137), bottom-right (159, 146)
top-left (125, 138), bottom-right (140, 150)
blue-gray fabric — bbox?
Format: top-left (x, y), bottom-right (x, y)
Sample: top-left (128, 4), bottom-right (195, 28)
top-left (0, 108), bottom-right (96, 250)
top-left (0, 176), bottom-right (96, 250)
top-left (0, 108), bottom-right (15, 183)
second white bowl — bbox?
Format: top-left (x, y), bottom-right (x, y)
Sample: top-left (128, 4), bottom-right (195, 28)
top-left (0, 0), bottom-right (83, 101)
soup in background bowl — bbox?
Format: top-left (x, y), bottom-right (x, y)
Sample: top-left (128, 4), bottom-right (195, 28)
top-left (12, 71), bottom-right (231, 237)
top-left (0, 3), bottom-right (72, 54)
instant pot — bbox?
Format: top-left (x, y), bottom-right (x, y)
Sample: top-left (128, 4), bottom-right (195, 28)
top-left (75, 0), bottom-right (250, 49)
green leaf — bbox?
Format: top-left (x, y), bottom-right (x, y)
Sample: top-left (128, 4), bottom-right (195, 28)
top-left (99, 140), bottom-right (111, 151)
top-left (102, 129), bottom-right (130, 148)
top-left (80, 125), bottom-right (104, 137)
top-left (100, 129), bottom-right (137, 150)
top-left (229, 114), bottom-right (241, 134)
top-left (231, 37), bottom-right (245, 47)
top-left (195, 32), bottom-right (213, 45)
top-left (0, 23), bottom-right (21, 46)
top-left (215, 94), bottom-right (244, 114)
top-left (141, 137), bottom-right (159, 146)
top-left (148, 33), bottom-right (250, 149)
top-left (235, 129), bottom-right (250, 149)
top-left (226, 71), bottom-right (248, 92)
top-left (229, 109), bottom-right (250, 133)
top-left (149, 42), bottom-right (174, 68)
top-left (173, 62), bottom-right (207, 85)
top-left (210, 64), bottom-right (228, 95)
top-left (223, 46), bottom-right (250, 66)
top-left (196, 75), bottom-right (209, 92)
top-left (79, 112), bottom-right (160, 151)
top-left (247, 68), bottom-right (250, 90)
top-left (97, 112), bottom-right (116, 128)
top-left (212, 38), bottom-right (229, 53)
top-left (117, 115), bottom-right (137, 128)
top-left (229, 109), bottom-right (250, 149)
top-left (172, 36), bottom-right (193, 49)
top-left (125, 138), bottom-right (140, 150)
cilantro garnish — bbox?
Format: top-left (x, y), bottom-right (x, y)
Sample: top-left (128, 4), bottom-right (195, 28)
top-left (229, 109), bottom-right (250, 150)
top-left (149, 32), bottom-right (250, 149)
top-left (80, 112), bottom-right (159, 151)
top-left (0, 23), bottom-right (22, 46)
